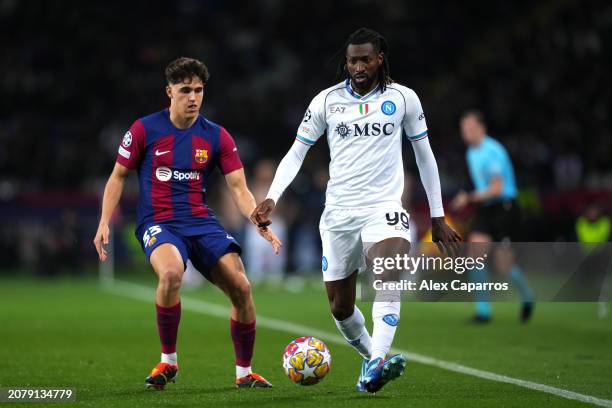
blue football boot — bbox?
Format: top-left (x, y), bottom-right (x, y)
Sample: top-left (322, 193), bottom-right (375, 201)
top-left (356, 358), bottom-right (369, 392)
top-left (363, 354), bottom-right (407, 393)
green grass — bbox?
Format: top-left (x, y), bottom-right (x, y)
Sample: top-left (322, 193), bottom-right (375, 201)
top-left (0, 278), bottom-right (611, 407)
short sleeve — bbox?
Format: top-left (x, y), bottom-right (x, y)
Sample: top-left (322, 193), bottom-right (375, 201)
top-left (116, 120), bottom-right (146, 169)
top-left (485, 161), bottom-right (503, 178)
top-left (402, 88), bottom-right (429, 142)
top-left (218, 127), bottom-right (243, 175)
top-left (484, 145), bottom-right (505, 178)
top-left (295, 92), bottom-right (326, 146)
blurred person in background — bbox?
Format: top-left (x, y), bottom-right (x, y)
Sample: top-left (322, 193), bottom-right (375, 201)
top-left (252, 28), bottom-right (460, 393)
top-left (576, 203), bottom-right (610, 250)
top-left (451, 110), bottom-right (534, 323)
top-left (93, 57), bottom-right (281, 390)
top-left (244, 160), bottom-right (288, 284)
top-left (575, 203), bottom-right (610, 317)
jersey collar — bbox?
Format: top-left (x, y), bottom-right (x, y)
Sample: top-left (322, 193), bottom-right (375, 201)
top-left (345, 79), bottom-right (380, 100)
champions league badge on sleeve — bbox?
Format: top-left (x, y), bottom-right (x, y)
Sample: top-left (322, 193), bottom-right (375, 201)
top-left (122, 131), bottom-right (133, 147)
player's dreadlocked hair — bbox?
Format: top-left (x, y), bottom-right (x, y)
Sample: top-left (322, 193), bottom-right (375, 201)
top-left (165, 57), bottom-right (210, 85)
top-left (335, 28), bottom-right (393, 92)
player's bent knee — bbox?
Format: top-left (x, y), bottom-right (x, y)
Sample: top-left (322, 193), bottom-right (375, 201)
top-left (224, 275), bottom-right (252, 308)
top-left (234, 280), bottom-right (252, 303)
top-left (158, 268), bottom-right (183, 291)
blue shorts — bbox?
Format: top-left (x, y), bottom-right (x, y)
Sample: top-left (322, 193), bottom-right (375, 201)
top-left (136, 219), bottom-right (241, 282)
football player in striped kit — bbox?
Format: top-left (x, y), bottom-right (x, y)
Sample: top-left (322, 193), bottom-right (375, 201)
top-left (94, 57), bottom-right (281, 390)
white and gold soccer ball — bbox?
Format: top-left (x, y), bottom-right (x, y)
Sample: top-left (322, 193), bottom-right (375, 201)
top-left (282, 336), bottom-right (332, 385)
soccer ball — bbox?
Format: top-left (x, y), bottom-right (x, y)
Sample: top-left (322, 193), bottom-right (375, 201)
top-left (282, 336), bottom-right (332, 385)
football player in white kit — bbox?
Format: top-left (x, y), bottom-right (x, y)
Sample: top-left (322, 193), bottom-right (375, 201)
top-left (251, 28), bottom-right (461, 393)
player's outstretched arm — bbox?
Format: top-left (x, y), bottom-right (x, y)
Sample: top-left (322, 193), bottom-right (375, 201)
top-left (250, 140), bottom-right (310, 228)
top-left (224, 169), bottom-right (282, 254)
top-left (93, 162), bottom-right (130, 261)
top-left (411, 138), bottom-right (462, 255)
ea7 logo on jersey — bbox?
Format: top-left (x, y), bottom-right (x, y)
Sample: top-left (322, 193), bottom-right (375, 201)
top-left (329, 105), bottom-right (346, 114)
top-left (122, 131), bottom-right (133, 147)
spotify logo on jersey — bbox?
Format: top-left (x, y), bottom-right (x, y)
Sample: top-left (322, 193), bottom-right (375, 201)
top-left (155, 167), bottom-right (201, 182)
top-left (156, 166), bottom-right (172, 182)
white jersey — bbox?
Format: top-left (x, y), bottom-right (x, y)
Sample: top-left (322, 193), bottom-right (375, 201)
top-left (296, 80), bottom-right (428, 208)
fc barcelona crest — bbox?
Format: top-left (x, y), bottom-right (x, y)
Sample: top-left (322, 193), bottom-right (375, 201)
top-left (195, 148), bottom-right (208, 164)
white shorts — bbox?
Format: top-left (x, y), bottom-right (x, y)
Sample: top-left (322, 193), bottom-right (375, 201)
top-left (319, 205), bottom-right (412, 282)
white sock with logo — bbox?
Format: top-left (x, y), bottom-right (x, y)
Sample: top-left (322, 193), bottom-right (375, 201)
top-left (334, 306), bottom-right (372, 360)
top-left (161, 352), bottom-right (177, 366)
top-left (371, 299), bottom-right (401, 361)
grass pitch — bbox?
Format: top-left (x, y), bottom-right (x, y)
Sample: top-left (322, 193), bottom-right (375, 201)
top-left (1, 278), bottom-right (611, 407)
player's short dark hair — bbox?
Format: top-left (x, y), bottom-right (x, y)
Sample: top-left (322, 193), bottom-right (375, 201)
top-left (461, 109), bottom-right (487, 126)
top-left (165, 57), bottom-right (210, 85)
top-left (335, 27), bottom-right (393, 92)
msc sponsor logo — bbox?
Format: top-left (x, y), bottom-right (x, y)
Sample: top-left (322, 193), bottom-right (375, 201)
top-left (353, 122), bottom-right (394, 136)
top-left (155, 166), bottom-right (201, 182)
top-left (334, 122), bottom-right (351, 139)
top-left (334, 122), bottom-right (395, 138)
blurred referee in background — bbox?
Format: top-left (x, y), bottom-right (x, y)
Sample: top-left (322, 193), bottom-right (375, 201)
top-left (452, 110), bottom-right (534, 323)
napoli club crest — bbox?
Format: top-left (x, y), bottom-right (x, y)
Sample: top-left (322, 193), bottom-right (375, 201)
top-left (195, 149), bottom-right (208, 164)
top-left (381, 101), bottom-right (396, 116)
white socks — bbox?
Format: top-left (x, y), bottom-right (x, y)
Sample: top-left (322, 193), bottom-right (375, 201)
top-left (236, 365), bottom-right (252, 379)
top-left (161, 352), bottom-right (177, 365)
top-left (161, 350), bottom-right (252, 379)
top-left (334, 306), bottom-right (372, 360)
top-left (371, 300), bottom-right (401, 361)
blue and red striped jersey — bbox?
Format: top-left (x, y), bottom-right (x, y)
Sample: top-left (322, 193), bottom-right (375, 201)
top-left (116, 109), bottom-right (243, 235)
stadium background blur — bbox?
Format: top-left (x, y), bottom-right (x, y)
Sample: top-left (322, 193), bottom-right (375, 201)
top-left (1, 0), bottom-right (611, 278)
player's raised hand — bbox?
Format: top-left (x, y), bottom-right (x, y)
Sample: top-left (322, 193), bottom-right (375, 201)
top-left (250, 198), bottom-right (275, 228)
top-left (431, 217), bottom-right (462, 257)
top-left (93, 223), bottom-right (110, 262)
top-left (256, 226), bottom-right (282, 254)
